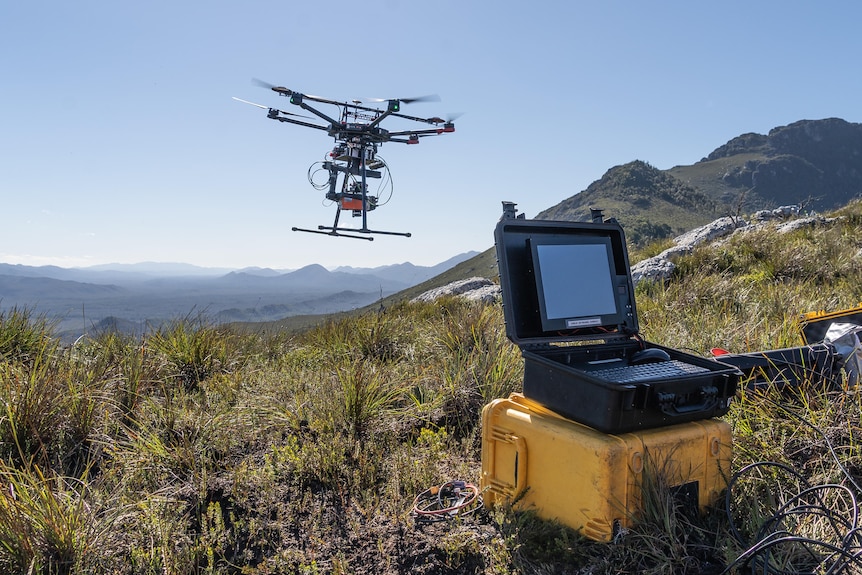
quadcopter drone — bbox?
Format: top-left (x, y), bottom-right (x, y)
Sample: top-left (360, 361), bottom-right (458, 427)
top-left (234, 80), bottom-right (456, 240)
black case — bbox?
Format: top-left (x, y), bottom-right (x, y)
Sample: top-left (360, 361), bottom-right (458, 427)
top-left (494, 214), bottom-right (740, 434)
top-left (710, 344), bottom-right (835, 391)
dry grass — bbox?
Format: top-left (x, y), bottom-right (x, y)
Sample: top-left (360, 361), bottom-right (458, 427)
top-left (5, 203), bottom-right (862, 573)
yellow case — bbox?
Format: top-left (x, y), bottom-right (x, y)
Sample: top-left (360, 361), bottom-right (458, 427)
top-left (480, 393), bottom-right (732, 542)
top-left (799, 303), bottom-right (862, 344)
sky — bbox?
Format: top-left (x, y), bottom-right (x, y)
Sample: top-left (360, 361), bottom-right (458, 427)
top-left (2, 1), bottom-right (861, 271)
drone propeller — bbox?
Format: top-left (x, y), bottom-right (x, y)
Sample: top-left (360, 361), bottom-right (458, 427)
top-left (426, 112), bottom-right (463, 125)
top-left (251, 77), bottom-right (294, 96)
top-left (251, 77), bottom-right (276, 90)
top-left (365, 94), bottom-right (441, 105)
top-left (232, 97), bottom-right (313, 119)
top-left (252, 78), bottom-right (347, 108)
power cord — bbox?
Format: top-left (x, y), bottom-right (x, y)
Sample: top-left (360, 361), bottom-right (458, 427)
top-left (720, 396), bottom-right (862, 574)
top-left (411, 480), bottom-right (483, 524)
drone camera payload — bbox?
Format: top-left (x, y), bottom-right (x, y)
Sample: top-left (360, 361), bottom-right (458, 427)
top-left (234, 80), bottom-right (456, 240)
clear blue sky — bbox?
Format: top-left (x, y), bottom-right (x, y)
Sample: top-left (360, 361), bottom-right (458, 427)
top-left (2, 1), bottom-right (860, 270)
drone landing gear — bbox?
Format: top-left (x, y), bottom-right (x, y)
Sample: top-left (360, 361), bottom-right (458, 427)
top-left (291, 226), bottom-right (412, 241)
top-left (291, 193), bottom-right (411, 240)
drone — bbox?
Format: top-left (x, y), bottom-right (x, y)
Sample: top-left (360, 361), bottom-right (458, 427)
top-left (234, 79), bottom-right (457, 240)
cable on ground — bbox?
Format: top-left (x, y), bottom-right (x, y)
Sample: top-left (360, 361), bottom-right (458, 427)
top-left (411, 480), bottom-right (483, 524)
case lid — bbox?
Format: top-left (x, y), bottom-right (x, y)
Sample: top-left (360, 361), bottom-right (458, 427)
top-left (494, 213), bottom-right (638, 347)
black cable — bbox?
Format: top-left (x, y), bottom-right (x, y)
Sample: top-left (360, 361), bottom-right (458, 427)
top-left (722, 392), bottom-right (862, 574)
top-left (721, 532), bottom-right (862, 575)
top-left (371, 156), bottom-right (394, 207)
top-left (725, 461), bottom-right (811, 546)
top-left (307, 161), bottom-right (330, 191)
top-left (766, 396), bottom-right (862, 494)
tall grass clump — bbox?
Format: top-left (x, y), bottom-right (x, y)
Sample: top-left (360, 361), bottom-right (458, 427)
top-left (432, 299), bottom-right (523, 437)
top-left (0, 316), bottom-right (107, 478)
top-left (147, 317), bottom-right (244, 389)
top-left (0, 460), bottom-right (126, 575)
top-left (69, 331), bottom-right (156, 427)
top-left (0, 307), bottom-right (56, 365)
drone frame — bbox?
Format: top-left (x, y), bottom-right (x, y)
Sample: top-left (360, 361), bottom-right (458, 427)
top-left (235, 83), bottom-right (455, 240)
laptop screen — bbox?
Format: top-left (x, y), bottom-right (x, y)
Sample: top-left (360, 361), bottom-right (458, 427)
top-left (531, 237), bottom-right (623, 332)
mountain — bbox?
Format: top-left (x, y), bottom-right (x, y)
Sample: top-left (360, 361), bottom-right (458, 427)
top-left (83, 262), bottom-right (234, 276)
top-left (537, 118), bottom-right (862, 245)
top-left (216, 264), bottom-right (409, 293)
top-left (0, 275), bottom-right (127, 300)
top-left (536, 160), bottom-right (716, 245)
top-left (0, 254), bottom-right (475, 341)
top-left (0, 262), bottom-right (216, 285)
top-left (248, 248), bottom-right (501, 334)
top-left (332, 251), bottom-right (480, 285)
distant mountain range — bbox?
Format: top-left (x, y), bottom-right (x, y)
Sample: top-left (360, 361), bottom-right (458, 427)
top-left (0, 252), bottom-right (478, 341)
top-left (536, 118), bottom-right (862, 245)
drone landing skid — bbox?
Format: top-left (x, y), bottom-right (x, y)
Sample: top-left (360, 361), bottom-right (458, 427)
top-left (291, 226), bottom-right (412, 241)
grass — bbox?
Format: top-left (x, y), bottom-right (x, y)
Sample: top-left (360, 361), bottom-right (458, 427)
top-left (6, 202), bottom-right (862, 572)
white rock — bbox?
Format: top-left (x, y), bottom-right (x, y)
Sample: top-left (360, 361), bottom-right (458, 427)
top-left (412, 277), bottom-right (500, 303)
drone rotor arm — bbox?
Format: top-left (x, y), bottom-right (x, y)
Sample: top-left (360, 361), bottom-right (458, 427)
top-left (387, 127), bottom-right (452, 137)
top-left (268, 113), bottom-right (330, 131)
top-left (290, 101), bottom-right (342, 128)
top-left (387, 111), bottom-right (446, 125)
top-left (365, 109), bottom-right (395, 130)
top-left (295, 92), bottom-right (358, 109)
top-left (233, 97), bottom-right (319, 122)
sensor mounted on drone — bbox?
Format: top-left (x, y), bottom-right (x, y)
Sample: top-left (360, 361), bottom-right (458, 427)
top-left (234, 80), bottom-right (457, 240)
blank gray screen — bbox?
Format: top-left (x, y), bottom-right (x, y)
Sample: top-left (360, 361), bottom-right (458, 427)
top-left (536, 243), bottom-right (617, 319)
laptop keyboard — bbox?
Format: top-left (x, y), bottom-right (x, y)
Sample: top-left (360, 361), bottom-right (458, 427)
top-left (589, 360), bottom-right (711, 383)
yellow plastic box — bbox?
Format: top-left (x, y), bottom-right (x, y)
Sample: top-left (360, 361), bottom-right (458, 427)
top-left (480, 393), bottom-right (732, 541)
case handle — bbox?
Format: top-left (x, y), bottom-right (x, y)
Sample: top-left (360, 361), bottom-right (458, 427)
top-left (512, 436), bottom-right (527, 495)
top-left (657, 387), bottom-right (719, 417)
top-left (487, 433), bottom-right (528, 497)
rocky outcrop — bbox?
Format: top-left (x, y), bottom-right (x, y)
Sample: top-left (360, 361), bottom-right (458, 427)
top-left (416, 209), bottom-right (836, 301)
top-left (412, 277), bottom-right (501, 304)
top-left (705, 132), bottom-right (769, 161)
top-left (630, 208), bottom-right (833, 285)
top-left (631, 216), bottom-right (745, 285)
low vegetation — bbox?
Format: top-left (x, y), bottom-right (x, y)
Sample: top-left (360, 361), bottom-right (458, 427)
top-left (5, 202), bottom-right (862, 574)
